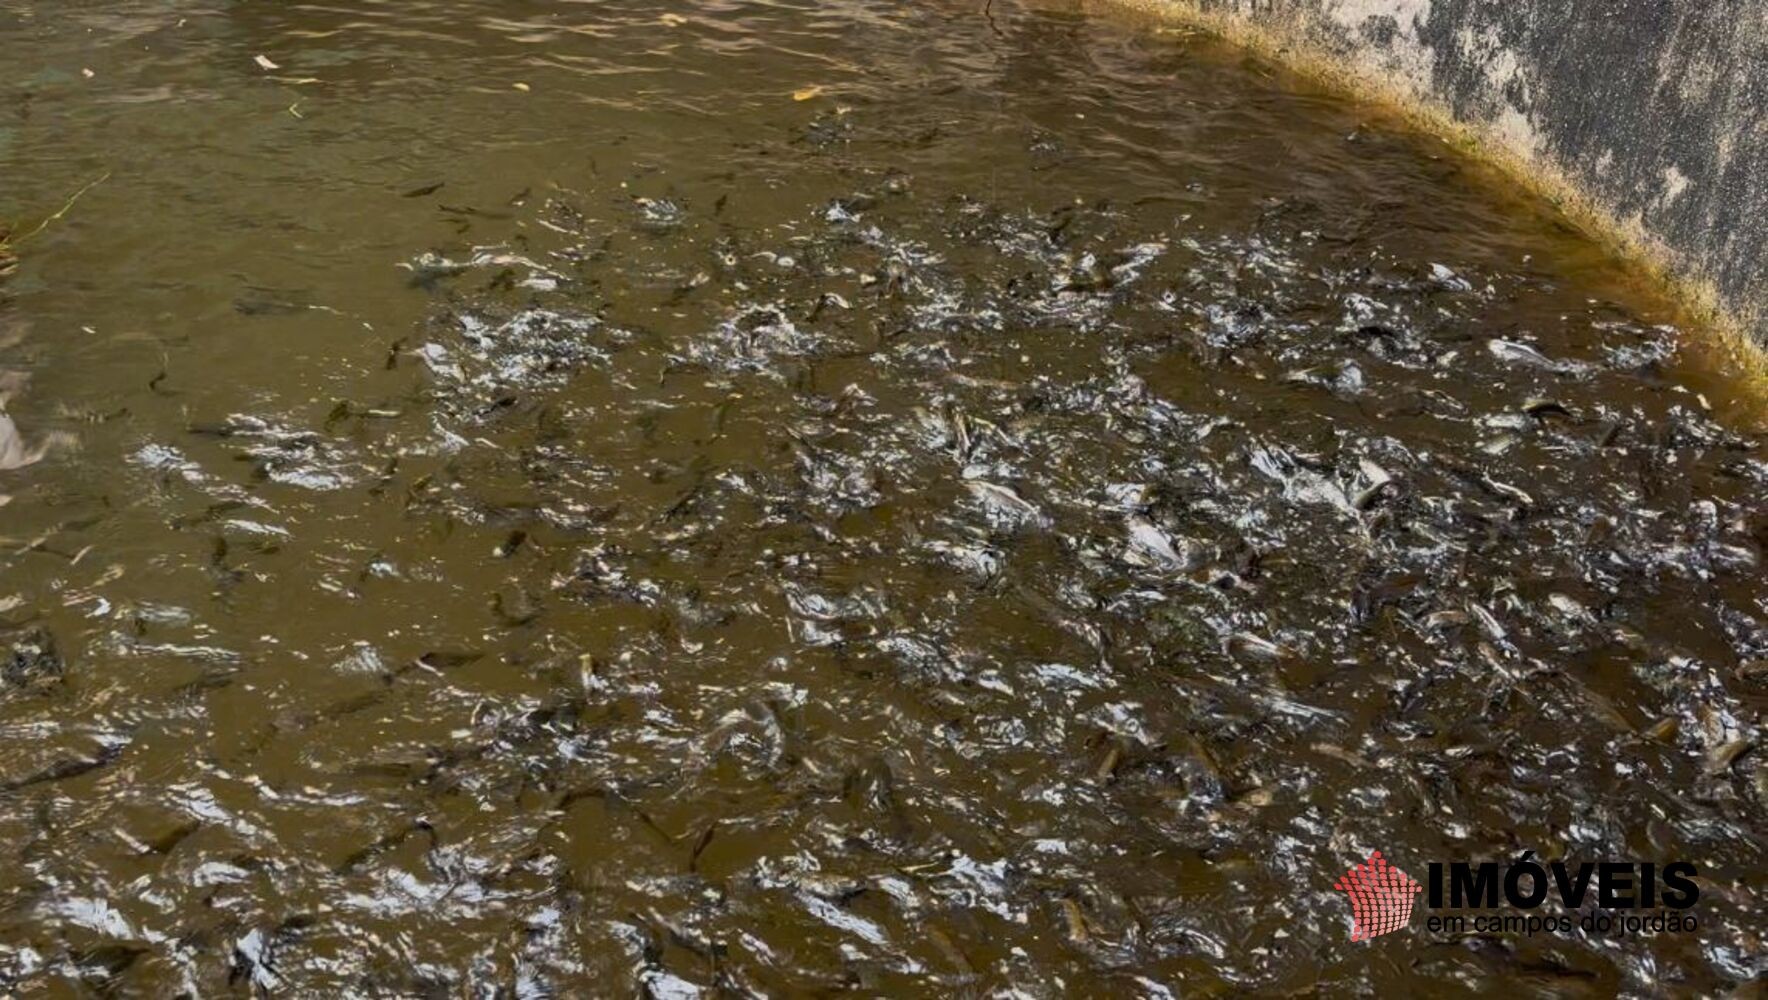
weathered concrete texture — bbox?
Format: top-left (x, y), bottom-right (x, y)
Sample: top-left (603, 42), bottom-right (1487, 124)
top-left (1184, 0), bottom-right (1768, 342)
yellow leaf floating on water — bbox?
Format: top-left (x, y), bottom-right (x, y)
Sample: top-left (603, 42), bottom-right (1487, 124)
top-left (792, 85), bottom-right (824, 102)
top-left (513, 82), bottom-right (531, 92)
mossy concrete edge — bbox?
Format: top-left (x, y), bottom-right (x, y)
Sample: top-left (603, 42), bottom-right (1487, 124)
top-left (1090, 0), bottom-right (1768, 414)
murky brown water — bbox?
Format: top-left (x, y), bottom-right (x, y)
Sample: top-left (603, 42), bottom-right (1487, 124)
top-left (2, 0), bottom-right (1766, 994)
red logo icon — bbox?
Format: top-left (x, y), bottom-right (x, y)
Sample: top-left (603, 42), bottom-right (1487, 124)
top-left (1334, 850), bottom-right (1421, 941)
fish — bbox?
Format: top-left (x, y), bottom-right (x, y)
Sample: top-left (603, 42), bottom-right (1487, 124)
top-left (1352, 458), bottom-right (1396, 510)
top-left (1124, 515), bottom-right (1188, 570)
top-left (1707, 738), bottom-right (1755, 775)
top-left (0, 409), bottom-right (66, 470)
top-left (0, 744), bottom-right (124, 795)
top-left (1226, 632), bottom-right (1294, 662)
top-left (1487, 338), bottom-right (1587, 375)
top-left (964, 480), bottom-right (1049, 529)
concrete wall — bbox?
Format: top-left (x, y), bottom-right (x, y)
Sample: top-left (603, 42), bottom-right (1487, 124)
top-left (1163, 0), bottom-right (1768, 344)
